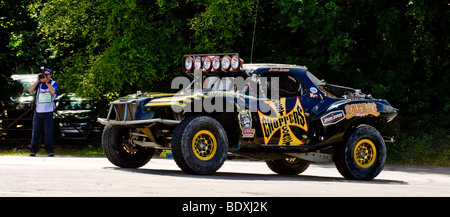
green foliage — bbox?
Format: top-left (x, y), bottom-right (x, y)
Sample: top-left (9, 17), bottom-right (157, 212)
top-left (0, 0), bottom-right (41, 98)
top-left (190, 0), bottom-right (256, 53)
top-left (387, 131), bottom-right (450, 166)
top-left (276, 0), bottom-right (449, 133)
top-left (34, 0), bottom-right (200, 100)
top-left (1, 0), bottom-right (448, 164)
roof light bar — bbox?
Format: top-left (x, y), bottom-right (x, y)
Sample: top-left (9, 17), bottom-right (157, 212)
top-left (183, 53), bottom-right (241, 73)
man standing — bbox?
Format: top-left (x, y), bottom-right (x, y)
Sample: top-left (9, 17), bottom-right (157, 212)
top-left (28, 68), bottom-right (58, 156)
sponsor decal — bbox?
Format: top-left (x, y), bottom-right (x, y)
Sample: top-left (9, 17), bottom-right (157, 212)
top-left (321, 110), bottom-right (345, 126)
top-left (309, 93), bottom-right (318, 98)
top-left (258, 97), bottom-right (307, 145)
top-left (268, 68), bottom-right (290, 72)
top-left (242, 128), bottom-right (256, 138)
top-left (344, 102), bottom-right (380, 119)
top-left (238, 110), bottom-right (256, 138)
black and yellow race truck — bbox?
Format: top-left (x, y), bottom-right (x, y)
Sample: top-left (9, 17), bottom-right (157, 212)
top-left (97, 53), bottom-right (399, 180)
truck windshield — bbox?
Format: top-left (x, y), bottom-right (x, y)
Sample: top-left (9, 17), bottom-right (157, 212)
top-left (180, 76), bottom-right (239, 92)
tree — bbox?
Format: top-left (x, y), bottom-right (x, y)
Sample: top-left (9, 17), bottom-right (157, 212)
top-left (0, 0), bottom-right (41, 99)
top-left (35, 0), bottom-right (201, 99)
top-left (32, 0), bottom-right (449, 137)
top-left (276, 0), bottom-right (449, 135)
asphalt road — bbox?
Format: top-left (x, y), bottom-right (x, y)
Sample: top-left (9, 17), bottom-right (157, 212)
top-left (0, 155), bottom-right (449, 197)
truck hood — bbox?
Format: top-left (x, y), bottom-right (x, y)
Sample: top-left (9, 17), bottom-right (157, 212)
top-left (144, 92), bottom-right (208, 108)
top-left (119, 92), bottom-right (175, 101)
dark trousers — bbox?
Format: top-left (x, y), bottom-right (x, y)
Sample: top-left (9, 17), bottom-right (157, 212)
top-left (30, 111), bottom-right (54, 153)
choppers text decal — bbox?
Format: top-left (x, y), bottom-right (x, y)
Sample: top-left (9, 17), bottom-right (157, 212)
top-left (257, 97), bottom-right (307, 145)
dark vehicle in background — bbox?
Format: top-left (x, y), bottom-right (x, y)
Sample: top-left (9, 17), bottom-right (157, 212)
top-left (0, 74), bottom-right (101, 144)
top-left (0, 75), bottom-right (35, 141)
top-left (54, 93), bottom-right (101, 140)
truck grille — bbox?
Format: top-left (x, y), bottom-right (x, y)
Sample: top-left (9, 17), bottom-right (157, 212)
top-left (106, 101), bottom-right (138, 121)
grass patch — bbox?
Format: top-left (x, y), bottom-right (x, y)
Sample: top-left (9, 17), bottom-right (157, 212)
top-left (0, 145), bottom-right (104, 156)
top-left (387, 132), bottom-right (450, 166)
top-left (61, 145), bottom-right (104, 156)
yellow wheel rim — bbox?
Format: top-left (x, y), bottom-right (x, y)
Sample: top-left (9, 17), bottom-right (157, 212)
top-left (353, 139), bottom-right (377, 168)
top-left (192, 130), bottom-right (217, 161)
top-left (285, 158), bottom-right (301, 164)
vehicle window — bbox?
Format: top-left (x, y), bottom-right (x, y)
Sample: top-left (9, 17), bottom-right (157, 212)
top-left (60, 96), bottom-right (92, 110)
top-left (203, 76), bottom-right (219, 89)
top-left (15, 78), bottom-right (35, 97)
top-left (213, 77), bottom-right (243, 91)
top-left (280, 74), bottom-right (301, 95)
top-left (260, 73), bottom-right (306, 98)
top-left (21, 82), bottom-right (33, 96)
top-left (187, 76), bottom-right (241, 91)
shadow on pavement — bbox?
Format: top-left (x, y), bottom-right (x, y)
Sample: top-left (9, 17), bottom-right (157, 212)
top-left (105, 167), bottom-right (407, 185)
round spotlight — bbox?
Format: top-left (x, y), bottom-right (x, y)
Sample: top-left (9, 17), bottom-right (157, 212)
top-left (203, 56), bottom-right (212, 71)
top-left (221, 55), bottom-right (231, 71)
top-left (231, 55), bottom-right (240, 70)
top-left (194, 56), bottom-right (202, 70)
top-left (185, 56), bottom-right (193, 71)
top-left (212, 56), bottom-right (221, 71)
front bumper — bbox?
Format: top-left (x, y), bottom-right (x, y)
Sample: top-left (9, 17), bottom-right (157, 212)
top-left (98, 98), bottom-right (181, 127)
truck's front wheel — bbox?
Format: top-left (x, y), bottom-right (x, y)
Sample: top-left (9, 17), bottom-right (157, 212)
top-left (102, 125), bottom-right (155, 168)
top-left (172, 116), bottom-right (228, 175)
top-left (334, 125), bottom-right (386, 180)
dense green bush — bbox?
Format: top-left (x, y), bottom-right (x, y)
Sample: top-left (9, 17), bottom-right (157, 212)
top-left (1, 0), bottom-right (448, 165)
top-left (388, 131), bottom-right (450, 166)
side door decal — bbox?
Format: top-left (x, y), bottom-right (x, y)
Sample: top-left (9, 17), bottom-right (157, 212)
top-left (238, 110), bottom-right (256, 138)
top-left (257, 97), bottom-right (307, 145)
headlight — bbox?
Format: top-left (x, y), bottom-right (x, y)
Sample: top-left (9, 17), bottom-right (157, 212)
top-left (231, 54), bottom-right (240, 70)
top-left (203, 56), bottom-right (212, 71)
top-left (212, 56), bottom-right (221, 71)
top-left (221, 55), bottom-right (231, 71)
top-left (185, 56), bottom-right (193, 71)
top-left (194, 56), bottom-right (202, 70)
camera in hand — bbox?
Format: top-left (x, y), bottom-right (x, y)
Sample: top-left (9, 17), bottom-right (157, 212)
top-left (38, 73), bottom-right (46, 79)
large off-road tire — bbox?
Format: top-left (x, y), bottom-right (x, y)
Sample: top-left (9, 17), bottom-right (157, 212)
top-left (102, 125), bottom-right (155, 168)
top-left (334, 125), bottom-right (386, 180)
top-left (172, 116), bottom-right (228, 175)
top-left (266, 158), bottom-right (311, 175)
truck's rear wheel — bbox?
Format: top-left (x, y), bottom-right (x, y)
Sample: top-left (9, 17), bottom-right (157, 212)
top-left (334, 125), bottom-right (386, 180)
top-left (102, 125), bottom-right (155, 168)
top-left (266, 158), bottom-right (310, 175)
top-left (172, 116), bottom-right (228, 175)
